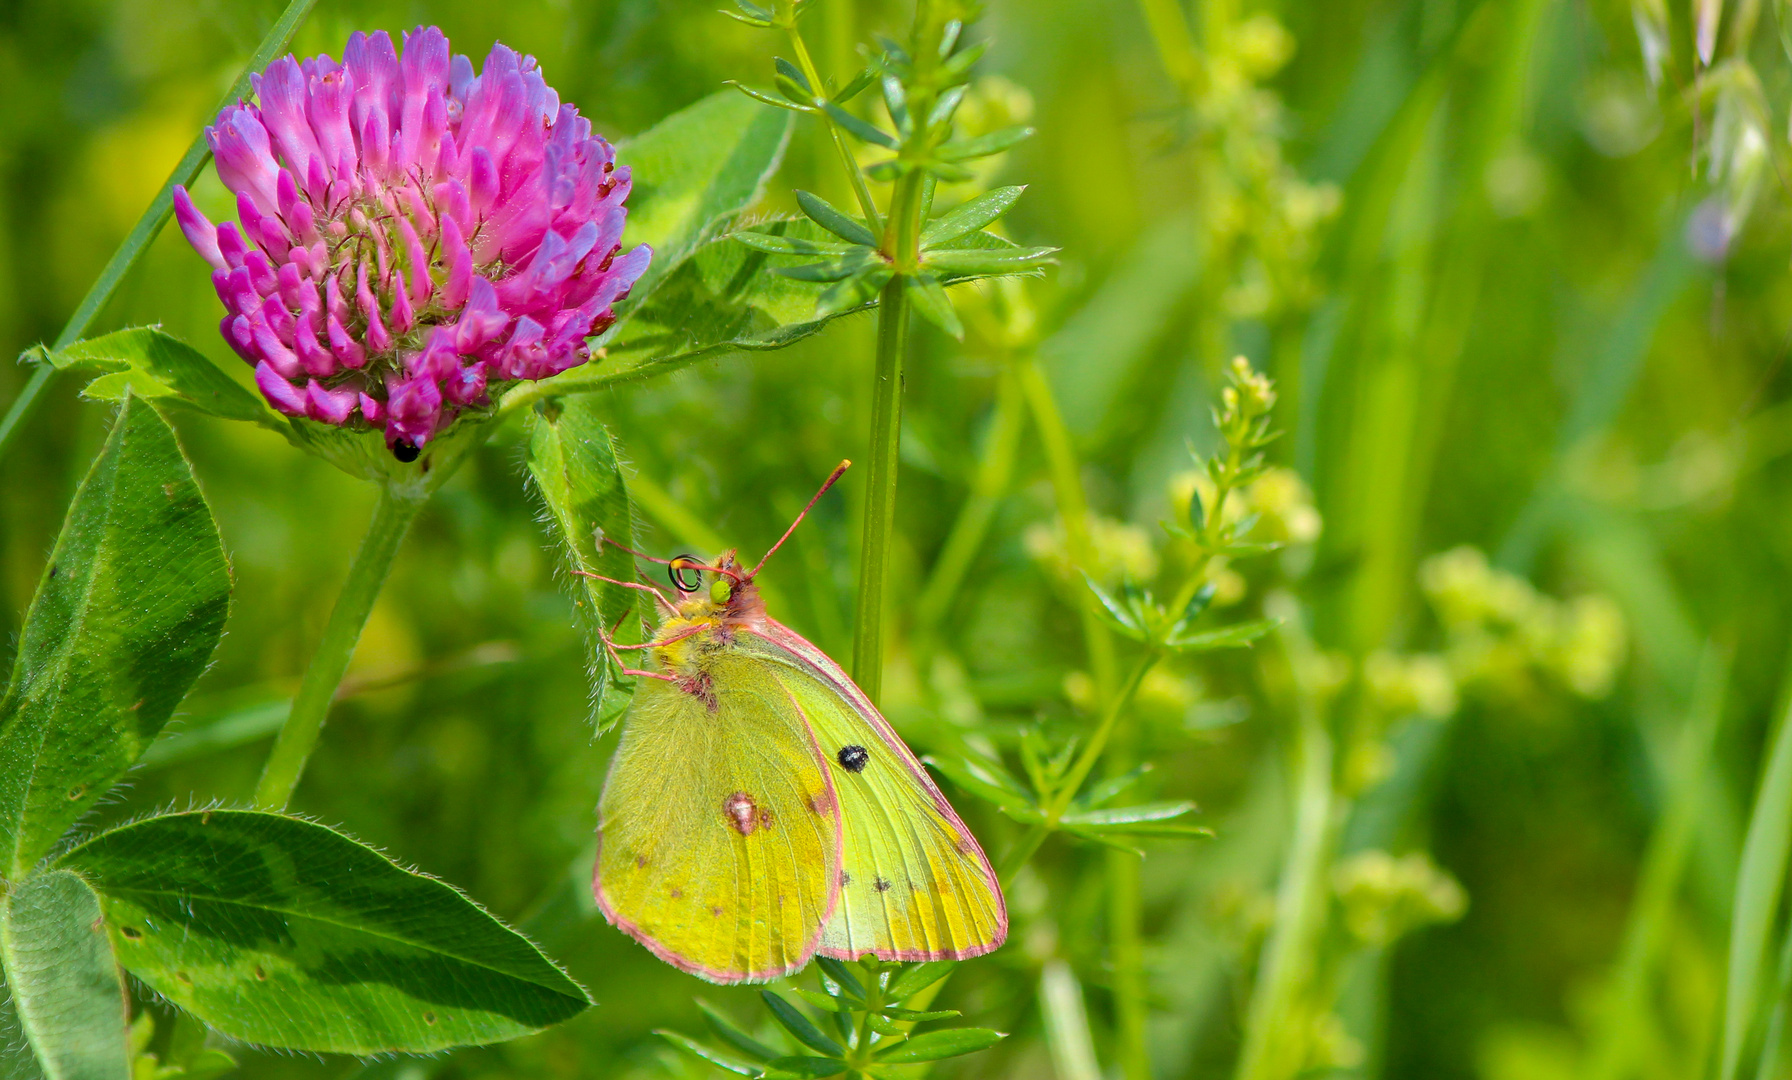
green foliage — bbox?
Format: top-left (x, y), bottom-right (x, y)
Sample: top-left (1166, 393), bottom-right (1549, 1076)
top-left (0, 394), bottom-right (229, 878)
top-left (525, 396), bottom-right (639, 732)
top-left (58, 810), bottom-right (590, 1054)
top-left (0, 871), bottom-right (130, 1080)
top-left (660, 959), bottom-right (1001, 1079)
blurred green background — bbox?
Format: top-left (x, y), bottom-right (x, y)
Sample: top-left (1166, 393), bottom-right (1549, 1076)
top-left (0, 0), bottom-right (1781, 1077)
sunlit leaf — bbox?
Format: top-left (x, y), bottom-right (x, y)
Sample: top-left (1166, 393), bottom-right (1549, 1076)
top-left (761, 992), bottom-right (845, 1056)
top-left (0, 394), bottom-right (229, 878)
top-left (59, 810), bottom-right (590, 1053)
top-left (872, 1028), bottom-right (1004, 1062)
top-left (0, 870), bottom-right (129, 1080)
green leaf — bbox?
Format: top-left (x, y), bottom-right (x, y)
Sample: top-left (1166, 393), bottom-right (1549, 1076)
top-left (884, 961), bottom-right (957, 1002)
top-left (731, 230), bottom-right (859, 257)
top-left (832, 69), bottom-right (875, 103)
top-left (872, 1028), bottom-right (1003, 1062)
top-left (620, 89), bottom-right (795, 302)
top-left (935, 125), bottom-right (1034, 161)
top-left (39, 328), bottom-right (280, 429)
top-left (922, 755), bottom-right (1037, 816)
top-left (820, 102), bottom-right (899, 149)
top-left (1062, 802), bottom-right (1211, 845)
top-left (763, 1057), bottom-right (846, 1079)
top-left (794, 191), bottom-right (879, 247)
top-left (813, 956), bottom-right (866, 1000)
top-left (504, 222), bottom-right (871, 402)
top-left (697, 998), bottom-right (780, 1061)
top-left (728, 81), bottom-right (806, 112)
top-left (906, 275), bottom-right (965, 340)
top-left (0, 395), bottom-right (229, 878)
top-left (1722, 677), bottom-right (1792, 1080)
top-left (791, 987), bottom-right (854, 1013)
top-left (1080, 575), bottom-right (1146, 638)
top-left (760, 992), bottom-right (844, 1056)
top-left (657, 1030), bottom-right (765, 1077)
top-left (778, 250), bottom-right (884, 283)
top-left (1165, 619), bottom-right (1279, 652)
top-left (57, 810), bottom-right (590, 1054)
top-left (874, 1006), bottom-right (960, 1021)
top-left (920, 186), bottom-right (1026, 247)
top-left (1074, 764), bottom-right (1154, 810)
top-left (922, 245), bottom-right (1058, 277)
top-left (0, 870), bottom-right (129, 1080)
top-left (525, 397), bottom-right (641, 733)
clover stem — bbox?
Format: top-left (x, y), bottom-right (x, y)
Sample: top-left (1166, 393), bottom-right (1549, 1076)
top-left (254, 483), bottom-right (424, 809)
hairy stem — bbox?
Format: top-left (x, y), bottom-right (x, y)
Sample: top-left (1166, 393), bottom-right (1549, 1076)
top-left (254, 484), bottom-right (423, 809)
top-left (0, 0), bottom-right (319, 462)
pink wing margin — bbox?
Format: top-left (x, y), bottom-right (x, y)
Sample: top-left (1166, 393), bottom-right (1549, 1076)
top-left (749, 617), bottom-right (1010, 961)
top-left (591, 679), bottom-right (848, 984)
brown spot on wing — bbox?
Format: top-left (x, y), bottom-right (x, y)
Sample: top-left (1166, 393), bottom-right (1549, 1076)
top-left (724, 792), bottom-right (759, 835)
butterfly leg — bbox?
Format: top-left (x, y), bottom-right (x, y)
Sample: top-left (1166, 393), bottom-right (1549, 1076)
top-left (571, 568), bottom-right (679, 617)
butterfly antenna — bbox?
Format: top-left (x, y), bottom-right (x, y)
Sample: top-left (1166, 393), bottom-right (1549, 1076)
top-left (751, 460), bottom-right (852, 579)
top-left (597, 532), bottom-right (677, 566)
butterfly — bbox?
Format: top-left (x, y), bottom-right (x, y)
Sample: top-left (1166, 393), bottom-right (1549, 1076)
top-left (584, 461), bottom-right (1007, 983)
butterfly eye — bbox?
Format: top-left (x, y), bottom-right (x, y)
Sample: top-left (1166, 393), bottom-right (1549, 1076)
top-left (668, 555), bottom-right (703, 593)
top-left (710, 578), bottom-right (732, 604)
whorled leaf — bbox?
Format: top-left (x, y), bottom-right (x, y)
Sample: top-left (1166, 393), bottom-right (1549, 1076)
top-left (0, 871), bottom-right (129, 1080)
top-left (57, 810), bottom-right (590, 1055)
top-left (525, 397), bottom-right (641, 733)
top-left (0, 394), bottom-right (230, 879)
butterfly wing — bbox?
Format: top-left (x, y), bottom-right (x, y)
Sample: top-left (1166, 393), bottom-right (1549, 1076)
top-left (742, 620), bottom-right (1008, 961)
top-left (594, 649), bottom-right (843, 983)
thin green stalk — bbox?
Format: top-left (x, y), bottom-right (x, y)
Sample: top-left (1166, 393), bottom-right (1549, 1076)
top-left (913, 367), bottom-right (1025, 640)
top-left (785, 26), bottom-right (883, 232)
top-left (998, 653), bottom-right (1159, 888)
top-left (253, 485), bottom-right (424, 810)
top-left (0, 0), bottom-right (319, 462)
top-left (1108, 847), bottom-right (1149, 1080)
top-left (849, 271), bottom-right (911, 704)
top-left (1235, 693), bottom-right (1338, 1080)
top-left (1016, 358), bottom-right (1118, 697)
top-left (1586, 644), bottom-right (1729, 1080)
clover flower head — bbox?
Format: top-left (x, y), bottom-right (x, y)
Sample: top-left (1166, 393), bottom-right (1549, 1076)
top-left (173, 26), bottom-right (650, 457)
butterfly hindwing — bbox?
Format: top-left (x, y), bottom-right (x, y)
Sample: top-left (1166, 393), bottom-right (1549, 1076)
top-left (594, 651), bottom-right (843, 982)
top-left (744, 621), bottom-right (1008, 961)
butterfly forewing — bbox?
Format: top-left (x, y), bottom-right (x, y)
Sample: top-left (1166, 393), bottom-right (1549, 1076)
top-left (744, 621), bottom-right (1008, 961)
top-left (595, 651), bottom-right (843, 982)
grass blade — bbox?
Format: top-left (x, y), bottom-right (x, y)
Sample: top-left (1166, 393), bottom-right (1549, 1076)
top-left (1720, 647), bottom-right (1792, 1080)
top-left (0, 0), bottom-right (320, 462)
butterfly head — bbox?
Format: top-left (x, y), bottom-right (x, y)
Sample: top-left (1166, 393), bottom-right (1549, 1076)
top-left (667, 550), bottom-right (764, 626)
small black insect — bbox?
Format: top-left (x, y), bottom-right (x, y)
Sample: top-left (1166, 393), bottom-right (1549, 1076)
top-left (873, 876), bottom-right (892, 892)
top-left (391, 439), bottom-right (421, 463)
top-left (837, 744), bottom-right (870, 772)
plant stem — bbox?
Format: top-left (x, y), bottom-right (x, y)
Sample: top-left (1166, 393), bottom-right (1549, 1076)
top-left (999, 652), bottom-right (1159, 888)
top-left (1016, 358), bottom-right (1118, 697)
top-left (1108, 847), bottom-right (1149, 1080)
top-left (785, 27), bottom-right (883, 232)
top-left (253, 484), bottom-right (424, 809)
top-left (0, 0), bottom-right (319, 463)
top-left (1236, 651), bottom-right (1339, 1080)
top-left (850, 272), bottom-right (911, 704)
top-left (913, 367), bottom-right (1025, 641)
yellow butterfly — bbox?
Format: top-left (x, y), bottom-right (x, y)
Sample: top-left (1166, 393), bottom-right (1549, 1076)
top-left (586, 462), bottom-right (1007, 983)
